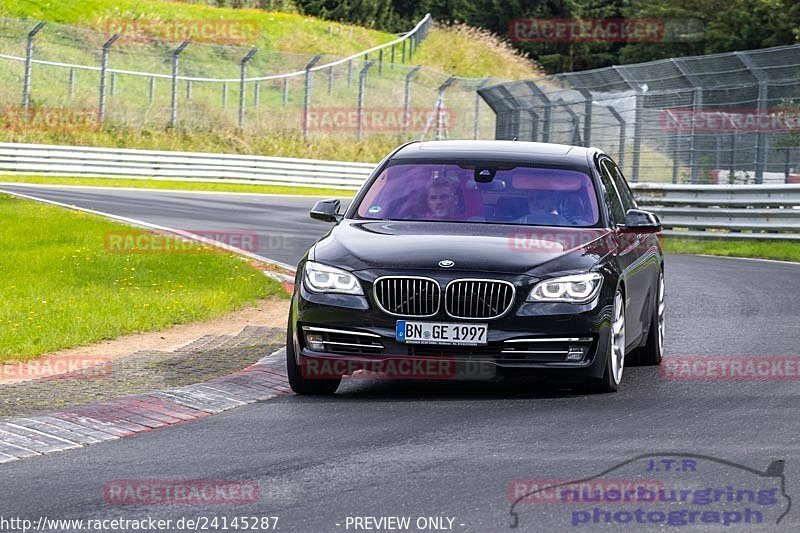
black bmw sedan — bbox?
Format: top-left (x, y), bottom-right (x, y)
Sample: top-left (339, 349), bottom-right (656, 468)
top-left (287, 140), bottom-right (665, 394)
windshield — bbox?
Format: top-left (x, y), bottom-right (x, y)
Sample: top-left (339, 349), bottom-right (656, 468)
top-left (354, 162), bottom-right (600, 227)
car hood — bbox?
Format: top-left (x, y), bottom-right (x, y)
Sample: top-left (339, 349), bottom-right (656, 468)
top-left (311, 220), bottom-right (612, 275)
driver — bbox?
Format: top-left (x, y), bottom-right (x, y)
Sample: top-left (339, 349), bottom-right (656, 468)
top-left (423, 174), bottom-right (462, 220)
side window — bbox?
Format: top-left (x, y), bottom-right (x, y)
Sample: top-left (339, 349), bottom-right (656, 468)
top-left (597, 159), bottom-right (626, 224)
top-left (604, 159), bottom-right (637, 211)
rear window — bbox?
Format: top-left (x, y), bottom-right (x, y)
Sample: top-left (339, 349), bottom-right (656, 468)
top-left (353, 162), bottom-right (600, 227)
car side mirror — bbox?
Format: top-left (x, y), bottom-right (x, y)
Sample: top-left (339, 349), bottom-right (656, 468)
top-left (618, 208), bottom-right (661, 233)
top-left (310, 198), bottom-right (342, 223)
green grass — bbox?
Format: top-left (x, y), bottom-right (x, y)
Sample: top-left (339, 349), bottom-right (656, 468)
top-left (0, 174), bottom-right (356, 196)
top-left (0, 194), bottom-right (285, 362)
top-left (662, 237), bottom-right (800, 263)
top-left (0, 0), bottom-right (393, 56)
top-left (413, 23), bottom-right (541, 80)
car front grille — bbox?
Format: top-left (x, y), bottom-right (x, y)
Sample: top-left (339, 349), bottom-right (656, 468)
top-left (374, 276), bottom-right (440, 317)
top-left (445, 279), bottom-right (515, 319)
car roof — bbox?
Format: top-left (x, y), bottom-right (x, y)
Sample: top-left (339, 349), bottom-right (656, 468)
top-left (390, 140), bottom-right (601, 166)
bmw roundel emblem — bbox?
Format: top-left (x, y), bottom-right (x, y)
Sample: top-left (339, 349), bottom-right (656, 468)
top-left (438, 259), bottom-right (455, 268)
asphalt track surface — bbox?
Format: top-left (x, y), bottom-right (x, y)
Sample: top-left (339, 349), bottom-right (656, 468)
top-left (2, 184), bottom-right (800, 532)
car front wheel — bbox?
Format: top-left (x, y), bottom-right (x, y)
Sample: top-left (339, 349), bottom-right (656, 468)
top-left (586, 289), bottom-right (625, 393)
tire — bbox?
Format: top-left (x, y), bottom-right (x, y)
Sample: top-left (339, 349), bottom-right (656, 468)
top-left (586, 289), bottom-right (625, 393)
top-left (635, 271), bottom-right (665, 366)
top-left (286, 318), bottom-right (341, 395)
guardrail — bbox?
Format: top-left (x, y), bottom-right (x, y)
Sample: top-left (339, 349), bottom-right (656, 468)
top-left (0, 142), bottom-right (373, 190)
top-left (631, 183), bottom-right (800, 240)
top-left (1, 142), bottom-right (799, 240)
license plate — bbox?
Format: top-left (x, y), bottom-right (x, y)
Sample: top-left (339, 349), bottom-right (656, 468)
top-left (396, 320), bottom-right (488, 346)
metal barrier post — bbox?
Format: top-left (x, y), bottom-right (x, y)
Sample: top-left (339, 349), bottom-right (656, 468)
top-left (606, 105), bottom-right (626, 171)
top-left (524, 81), bottom-right (552, 142)
top-left (435, 76), bottom-right (456, 141)
top-left (356, 61), bottom-right (375, 141)
top-left (672, 59), bottom-right (704, 183)
top-left (238, 47), bottom-right (257, 129)
top-left (68, 67), bottom-right (75, 100)
top-left (303, 55), bottom-right (322, 139)
top-left (474, 78), bottom-right (490, 139)
top-left (149, 77), bottom-right (155, 103)
top-left (736, 52), bottom-right (768, 184)
top-left (22, 22), bottom-right (45, 109)
top-left (170, 40), bottom-right (190, 129)
top-left (576, 88), bottom-right (593, 147)
top-left (98, 33), bottom-right (120, 126)
top-left (614, 66), bottom-right (643, 182)
top-left (403, 66), bottom-right (422, 135)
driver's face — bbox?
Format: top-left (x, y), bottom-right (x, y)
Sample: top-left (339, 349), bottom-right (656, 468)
top-left (529, 193), bottom-right (556, 214)
top-left (427, 186), bottom-right (457, 218)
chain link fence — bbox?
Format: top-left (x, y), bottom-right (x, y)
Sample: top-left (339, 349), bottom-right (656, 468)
top-left (480, 45), bottom-right (800, 184)
top-left (0, 15), bottom-right (503, 142)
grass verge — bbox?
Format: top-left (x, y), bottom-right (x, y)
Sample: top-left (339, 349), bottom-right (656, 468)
top-left (0, 194), bottom-right (285, 362)
top-left (662, 237), bottom-right (800, 263)
top-left (0, 174), bottom-right (356, 197)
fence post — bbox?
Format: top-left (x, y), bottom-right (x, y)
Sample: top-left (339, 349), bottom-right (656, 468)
top-left (672, 59), bottom-right (704, 183)
top-left (435, 76), bottom-right (456, 141)
top-left (170, 40), bottom-right (190, 129)
top-left (98, 33), bottom-right (120, 126)
top-left (378, 48), bottom-right (383, 75)
top-left (524, 81), bottom-right (552, 142)
top-left (347, 59), bottom-right (353, 87)
top-left (186, 80), bottom-right (192, 100)
top-left (282, 78), bottom-right (288, 106)
top-left (557, 98), bottom-right (582, 146)
top-left (238, 47), bottom-right (257, 129)
top-left (254, 82), bottom-right (260, 107)
top-left (401, 40), bottom-right (406, 63)
top-left (606, 105), bottom-right (626, 171)
top-left (729, 128), bottom-right (738, 183)
top-left (303, 55), bottom-right (322, 139)
top-left (356, 61), bottom-right (375, 141)
top-left (736, 52), bottom-right (768, 184)
top-left (68, 67), bottom-right (75, 100)
top-left (148, 77), bottom-right (155, 103)
top-left (222, 83), bottom-right (228, 107)
top-left (474, 78), bottom-right (490, 139)
top-left (403, 66), bottom-right (422, 135)
top-left (576, 88), bottom-right (593, 147)
top-left (391, 44), bottom-right (395, 67)
top-left (614, 66), bottom-right (643, 182)
top-left (22, 22), bottom-right (45, 109)
top-left (327, 66), bottom-right (334, 94)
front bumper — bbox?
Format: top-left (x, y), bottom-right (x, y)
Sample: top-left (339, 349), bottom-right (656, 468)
top-left (291, 270), bottom-right (615, 381)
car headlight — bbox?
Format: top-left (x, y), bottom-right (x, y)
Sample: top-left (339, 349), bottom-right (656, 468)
top-left (527, 272), bottom-right (603, 304)
top-left (303, 261), bottom-right (364, 295)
